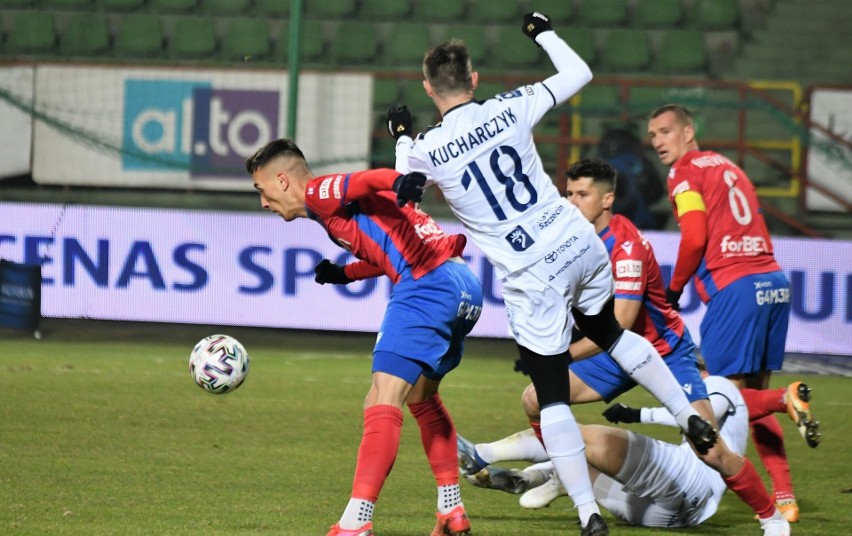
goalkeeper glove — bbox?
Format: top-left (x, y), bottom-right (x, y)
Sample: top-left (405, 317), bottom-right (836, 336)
top-left (602, 403), bottom-right (641, 424)
top-left (665, 287), bottom-right (683, 312)
top-left (387, 104), bottom-right (413, 140)
top-left (392, 172), bottom-right (426, 207)
top-left (522, 12), bottom-right (553, 42)
top-left (314, 259), bottom-right (352, 285)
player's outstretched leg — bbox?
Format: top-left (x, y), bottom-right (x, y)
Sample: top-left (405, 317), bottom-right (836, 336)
top-left (574, 304), bottom-right (717, 450)
top-left (456, 434), bottom-right (487, 476)
top-left (464, 465), bottom-right (530, 494)
top-left (786, 381), bottom-right (821, 448)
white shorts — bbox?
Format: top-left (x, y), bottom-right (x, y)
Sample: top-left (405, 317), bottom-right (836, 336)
top-left (502, 219), bottom-right (612, 355)
top-left (592, 432), bottom-right (718, 528)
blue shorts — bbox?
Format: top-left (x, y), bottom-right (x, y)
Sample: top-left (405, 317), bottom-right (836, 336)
top-left (373, 260), bottom-right (483, 385)
top-left (700, 270), bottom-right (790, 377)
top-left (570, 335), bottom-right (708, 404)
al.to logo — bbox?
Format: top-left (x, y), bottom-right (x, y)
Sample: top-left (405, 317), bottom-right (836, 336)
top-left (122, 79), bottom-right (280, 176)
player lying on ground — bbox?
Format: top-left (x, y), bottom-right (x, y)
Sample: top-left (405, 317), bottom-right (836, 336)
top-left (458, 365), bottom-right (813, 535)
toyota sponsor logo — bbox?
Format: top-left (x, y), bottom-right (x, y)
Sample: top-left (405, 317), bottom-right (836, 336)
top-left (544, 235), bottom-right (579, 263)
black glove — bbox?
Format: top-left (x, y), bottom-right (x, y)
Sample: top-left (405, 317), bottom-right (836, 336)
top-left (387, 104), bottom-right (413, 140)
top-left (392, 172), bottom-right (426, 207)
top-left (314, 259), bottom-right (352, 285)
top-left (602, 403), bottom-right (641, 424)
top-left (522, 12), bottom-right (553, 42)
top-left (665, 287), bottom-right (683, 312)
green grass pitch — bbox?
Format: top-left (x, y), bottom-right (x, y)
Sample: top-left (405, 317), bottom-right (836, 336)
top-left (1, 319), bottom-right (850, 535)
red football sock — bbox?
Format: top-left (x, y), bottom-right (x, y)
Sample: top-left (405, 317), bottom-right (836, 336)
top-left (723, 457), bottom-right (776, 519)
top-left (741, 387), bottom-right (786, 421)
top-left (351, 405), bottom-right (404, 502)
top-left (408, 394), bottom-right (458, 486)
top-left (751, 414), bottom-right (793, 497)
top-left (530, 421), bottom-right (544, 444)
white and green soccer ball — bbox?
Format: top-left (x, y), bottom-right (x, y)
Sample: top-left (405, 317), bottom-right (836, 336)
top-left (189, 334), bottom-right (249, 394)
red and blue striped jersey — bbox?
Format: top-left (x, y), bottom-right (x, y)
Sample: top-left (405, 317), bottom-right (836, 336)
top-left (304, 169), bottom-right (466, 283)
top-left (599, 214), bottom-right (685, 356)
top-left (668, 150), bottom-right (781, 301)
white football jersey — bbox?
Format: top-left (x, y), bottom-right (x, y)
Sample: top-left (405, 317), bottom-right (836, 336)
top-left (395, 32), bottom-right (593, 278)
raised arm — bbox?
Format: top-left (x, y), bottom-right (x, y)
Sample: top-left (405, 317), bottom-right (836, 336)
top-left (524, 12), bottom-right (593, 107)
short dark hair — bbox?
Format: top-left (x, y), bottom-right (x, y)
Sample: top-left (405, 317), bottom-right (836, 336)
top-left (422, 39), bottom-right (473, 97)
top-left (245, 138), bottom-right (306, 174)
top-left (563, 158), bottom-right (618, 195)
top-left (649, 104), bottom-right (694, 126)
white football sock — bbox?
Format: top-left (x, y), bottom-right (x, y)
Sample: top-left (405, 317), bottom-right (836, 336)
top-left (338, 498), bottom-right (374, 529)
top-left (477, 428), bottom-right (549, 464)
top-left (437, 484), bottom-right (462, 514)
top-left (608, 330), bottom-right (699, 431)
top-left (540, 403), bottom-right (599, 520)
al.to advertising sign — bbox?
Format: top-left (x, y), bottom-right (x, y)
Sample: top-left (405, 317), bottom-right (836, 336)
top-left (1, 202), bottom-right (850, 357)
top-left (122, 79), bottom-right (279, 175)
top-left (29, 66), bottom-right (372, 190)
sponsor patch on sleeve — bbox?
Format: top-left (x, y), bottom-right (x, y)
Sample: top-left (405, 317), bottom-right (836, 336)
top-left (318, 177), bottom-right (333, 199)
top-left (615, 260), bottom-right (642, 278)
top-left (615, 281), bottom-right (643, 291)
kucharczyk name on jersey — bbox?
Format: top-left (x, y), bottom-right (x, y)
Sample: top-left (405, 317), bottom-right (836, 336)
top-left (426, 108), bottom-right (518, 167)
top-left (754, 281), bottom-right (790, 305)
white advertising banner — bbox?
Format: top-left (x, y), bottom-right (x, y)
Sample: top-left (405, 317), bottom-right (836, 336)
top-left (807, 88), bottom-right (852, 212)
top-left (30, 66), bottom-right (371, 190)
top-left (1, 202), bottom-right (850, 356)
top-left (0, 65), bottom-right (34, 178)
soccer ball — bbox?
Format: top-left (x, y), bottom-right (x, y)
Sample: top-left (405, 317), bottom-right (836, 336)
top-left (189, 334), bottom-right (249, 394)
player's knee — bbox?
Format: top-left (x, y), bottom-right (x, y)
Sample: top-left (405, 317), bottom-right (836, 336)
top-left (573, 297), bottom-right (624, 352)
top-left (517, 344), bottom-right (571, 407)
top-left (521, 383), bottom-right (541, 420)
